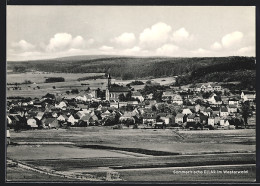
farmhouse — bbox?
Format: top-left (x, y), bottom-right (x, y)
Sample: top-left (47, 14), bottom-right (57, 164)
top-left (162, 90), bottom-right (175, 102)
top-left (132, 91), bottom-right (144, 102)
top-left (175, 113), bottom-right (185, 124)
top-left (172, 94), bottom-right (183, 105)
top-left (42, 118), bottom-right (59, 128)
top-left (241, 91), bottom-right (256, 102)
top-left (220, 106), bottom-right (229, 117)
top-left (228, 105), bottom-right (238, 113)
top-left (27, 118), bottom-right (38, 128)
top-left (208, 93), bottom-right (222, 105)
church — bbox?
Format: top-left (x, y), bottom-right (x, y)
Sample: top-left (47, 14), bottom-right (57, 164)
top-left (105, 74), bottom-right (131, 101)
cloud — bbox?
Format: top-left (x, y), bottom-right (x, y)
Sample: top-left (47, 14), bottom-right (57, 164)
top-left (237, 46), bottom-right (255, 56)
top-left (156, 44), bottom-right (179, 56)
top-left (171, 28), bottom-right (193, 43)
top-left (210, 42), bottom-right (222, 50)
top-left (191, 48), bottom-right (210, 56)
top-left (112, 32), bottom-right (136, 48)
top-left (11, 40), bottom-right (35, 52)
top-left (124, 46), bottom-right (141, 54)
top-left (46, 33), bottom-right (91, 52)
top-left (46, 33), bottom-right (73, 52)
top-left (99, 45), bottom-right (114, 51)
top-left (71, 36), bottom-right (85, 49)
top-left (221, 31), bottom-right (243, 48)
top-left (139, 22), bottom-right (172, 49)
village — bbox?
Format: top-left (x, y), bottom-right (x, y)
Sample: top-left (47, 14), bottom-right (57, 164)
top-left (6, 74), bottom-right (256, 134)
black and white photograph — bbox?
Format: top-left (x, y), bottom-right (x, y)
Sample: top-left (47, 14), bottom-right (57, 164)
top-left (5, 5), bottom-right (256, 183)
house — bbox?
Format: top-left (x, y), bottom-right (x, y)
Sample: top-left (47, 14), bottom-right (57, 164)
top-left (143, 115), bottom-right (157, 125)
top-left (27, 118), bottom-right (38, 128)
top-left (195, 104), bottom-right (201, 112)
top-left (194, 115), bottom-right (201, 123)
top-left (203, 107), bottom-right (213, 116)
top-left (220, 106), bottom-right (229, 117)
top-left (228, 105), bottom-right (238, 113)
top-left (55, 101), bottom-right (67, 109)
top-left (110, 102), bottom-right (119, 108)
top-left (119, 112), bottom-right (136, 123)
top-left (166, 114), bottom-right (175, 125)
top-left (75, 95), bottom-right (87, 102)
top-left (220, 118), bottom-right (230, 127)
top-left (247, 114), bottom-right (256, 126)
top-left (182, 108), bottom-right (192, 115)
top-left (172, 95), bottom-right (183, 105)
top-left (241, 91), bottom-right (256, 102)
top-left (127, 101), bottom-right (139, 106)
top-left (207, 84), bottom-right (213, 92)
top-left (67, 115), bottom-right (78, 125)
top-left (208, 93), bottom-right (222, 105)
top-left (175, 113), bottom-right (185, 124)
top-left (212, 84), bottom-right (222, 91)
top-left (187, 113), bottom-right (196, 123)
top-left (57, 115), bottom-right (68, 122)
top-left (162, 91), bottom-right (175, 102)
top-left (200, 85), bottom-right (206, 92)
top-left (75, 111), bottom-right (86, 119)
top-left (199, 113), bottom-right (208, 124)
top-left (101, 110), bottom-right (112, 119)
top-left (89, 114), bottom-right (99, 124)
top-left (157, 113), bottom-right (169, 124)
top-left (119, 102), bottom-right (128, 108)
top-left (146, 93), bottom-right (153, 100)
top-left (211, 107), bottom-right (220, 116)
top-left (42, 118), bottom-right (59, 128)
top-left (228, 98), bottom-right (239, 106)
top-left (80, 114), bottom-right (91, 124)
top-left (132, 92), bottom-right (144, 102)
top-left (208, 116), bottom-right (215, 126)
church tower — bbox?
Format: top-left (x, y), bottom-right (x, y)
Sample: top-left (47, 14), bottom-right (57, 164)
top-left (106, 73), bottom-right (111, 101)
top-left (107, 73), bottom-right (111, 88)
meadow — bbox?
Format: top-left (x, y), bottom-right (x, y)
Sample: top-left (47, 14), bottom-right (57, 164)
top-left (6, 128), bottom-right (256, 182)
top-left (6, 72), bottom-right (175, 98)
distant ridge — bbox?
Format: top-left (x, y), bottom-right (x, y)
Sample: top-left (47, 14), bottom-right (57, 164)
top-left (8, 55), bottom-right (175, 63)
top-left (7, 56), bottom-right (255, 85)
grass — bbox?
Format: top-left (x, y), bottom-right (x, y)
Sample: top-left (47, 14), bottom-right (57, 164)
top-left (6, 127), bottom-right (256, 182)
top-left (6, 167), bottom-right (78, 182)
top-left (8, 128), bottom-right (256, 154)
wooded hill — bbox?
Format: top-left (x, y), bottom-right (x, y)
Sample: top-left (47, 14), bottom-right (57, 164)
top-left (7, 56), bottom-right (255, 84)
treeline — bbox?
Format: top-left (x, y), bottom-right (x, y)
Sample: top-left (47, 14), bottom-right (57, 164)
top-left (45, 77), bottom-right (65, 83)
top-left (77, 75), bottom-right (106, 81)
top-left (8, 56), bottom-right (255, 80)
top-left (175, 69), bottom-right (256, 90)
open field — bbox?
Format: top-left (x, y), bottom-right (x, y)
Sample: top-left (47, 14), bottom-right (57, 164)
top-left (6, 167), bottom-right (79, 182)
top-left (6, 128), bottom-right (256, 182)
top-left (6, 72), bottom-right (176, 98)
top-left (7, 72), bottom-right (105, 84)
top-left (8, 128), bottom-right (256, 153)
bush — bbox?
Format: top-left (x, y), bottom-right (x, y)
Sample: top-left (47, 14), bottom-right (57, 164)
top-left (45, 77), bottom-right (65, 83)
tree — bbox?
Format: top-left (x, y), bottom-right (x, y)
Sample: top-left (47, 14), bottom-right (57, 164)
top-left (240, 101), bottom-right (252, 127)
top-left (119, 94), bottom-right (126, 102)
top-left (71, 89), bottom-right (79, 94)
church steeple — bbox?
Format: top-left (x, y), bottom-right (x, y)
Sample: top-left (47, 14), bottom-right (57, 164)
top-left (107, 73), bottom-right (111, 88)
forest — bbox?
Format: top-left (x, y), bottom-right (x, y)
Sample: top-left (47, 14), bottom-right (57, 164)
top-left (7, 56), bottom-right (255, 86)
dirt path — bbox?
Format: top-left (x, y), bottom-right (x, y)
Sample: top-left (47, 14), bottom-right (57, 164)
top-left (7, 158), bottom-right (102, 181)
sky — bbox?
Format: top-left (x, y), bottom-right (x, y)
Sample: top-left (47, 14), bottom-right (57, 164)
top-left (7, 6), bottom-right (255, 61)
